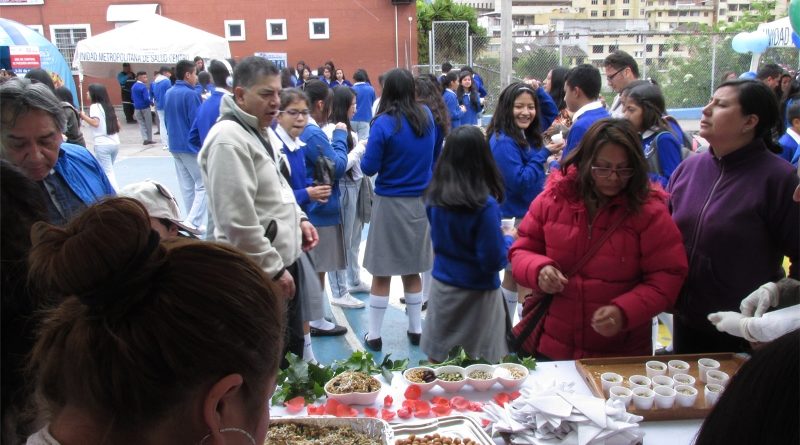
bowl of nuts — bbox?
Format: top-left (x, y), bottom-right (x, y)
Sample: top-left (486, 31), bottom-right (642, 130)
top-left (493, 363), bottom-right (529, 390)
top-left (324, 371), bottom-right (382, 405)
top-left (434, 365), bottom-right (467, 393)
top-left (402, 366), bottom-right (437, 392)
top-left (465, 364), bottom-right (497, 391)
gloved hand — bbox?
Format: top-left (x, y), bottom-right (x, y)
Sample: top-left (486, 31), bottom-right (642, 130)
top-left (708, 311), bottom-right (745, 338)
top-left (739, 282), bottom-right (779, 317)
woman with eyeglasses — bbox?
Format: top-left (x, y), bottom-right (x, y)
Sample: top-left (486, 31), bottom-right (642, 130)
top-left (509, 118), bottom-right (687, 360)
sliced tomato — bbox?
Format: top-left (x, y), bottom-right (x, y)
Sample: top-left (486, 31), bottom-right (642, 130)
top-left (381, 408), bottom-right (397, 421)
top-left (325, 398), bottom-right (341, 415)
top-left (450, 396), bottom-right (469, 411)
top-left (468, 401), bottom-right (484, 412)
top-left (404, 384), bottom-right (422, 400)
top-left (493, 392), bottom-right (511, 407)
top-left (284, 396), bottom-right (306, 414)
top-left (397, 407), bottom-right (412, 419)
top-left (384, 395), bottom-right (394, 408)
top-left (363, 407), bottom-right (378, 418)
top-left (336, 404), bottom-right (358, 417)
top-left (431, 404), bottom-right (452, 417)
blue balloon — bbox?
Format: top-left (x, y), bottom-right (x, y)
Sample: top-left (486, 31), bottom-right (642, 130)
top-left (793, 32), bottom-right (800, 48)
top-left (748, 32), bottom-right (770, 53)
top-left (732, 32), bottom-right (749, 54)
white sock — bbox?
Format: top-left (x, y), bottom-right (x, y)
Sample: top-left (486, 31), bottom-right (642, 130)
top-left (302, 333), bottom-right (316, 363)
top-left (405, 291), bottom-right (423, 334)
top-left (368, 294), bottom-right (389, 340)
top-left (309, 318), bottom-right (335, 330)
top-left (422, 270), bottom-right (432, 303)
top-left (501, 287), bottom-right (518, 321)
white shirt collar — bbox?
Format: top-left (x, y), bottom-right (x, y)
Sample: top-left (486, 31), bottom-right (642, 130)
top-left (572, 100), bottom-right (605, 121)
top-left (353, 81), bottom-right (366, 86)
top-left (788, 127), bottom-right (800, 145)
top-left (275, 126), bottom-right (305, 152)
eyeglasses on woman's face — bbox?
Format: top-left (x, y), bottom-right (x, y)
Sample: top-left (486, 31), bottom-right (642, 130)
top-left (591, 166), bottom-right (635, 179)
top-left (280, 109), bottom-right (310, 118)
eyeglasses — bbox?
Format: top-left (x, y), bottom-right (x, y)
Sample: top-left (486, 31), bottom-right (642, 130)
top-left (280, 109), bottom-right (310, 118)
top-left (591, 166), bottom-right (635, 179)
top-left (606, 67), bottom-right (626, 81)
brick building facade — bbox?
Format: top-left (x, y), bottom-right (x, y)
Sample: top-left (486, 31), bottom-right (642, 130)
top-left (0, 0), bottom-right (417, 103)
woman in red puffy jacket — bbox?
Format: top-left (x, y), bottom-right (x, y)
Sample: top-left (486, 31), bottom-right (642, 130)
top-left (509, 118), bottom-right (688, 360)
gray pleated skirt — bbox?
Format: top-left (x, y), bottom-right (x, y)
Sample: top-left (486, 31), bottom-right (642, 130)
top-left (309, 224), bottom-right (346, 272)
top-left (421, 278), bottom-right (510, 363)
top-left (296, 252), bottom-right (324, 321)
top-left (363, 195), bottom-right (433, 276)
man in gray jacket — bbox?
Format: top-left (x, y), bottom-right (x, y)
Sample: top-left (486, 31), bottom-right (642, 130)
top-left (199, 56), bottom-right (318, 364)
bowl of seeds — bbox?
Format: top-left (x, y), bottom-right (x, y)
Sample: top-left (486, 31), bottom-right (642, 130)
top-left (465, 364), bottom-right (498, 391)
top-left (324, 371), bottom-right (382, 405)
top-left (494, 363), bottom-right (529, 390)
top-left (402, 366), bottom-right (437, 392)
top-left (434, 365), bottom-right (467, 393)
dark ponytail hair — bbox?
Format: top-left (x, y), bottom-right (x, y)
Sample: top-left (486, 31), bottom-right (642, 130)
top-left (717, 79), bottom-right (781, 154)
top-left (303, 79), bottom-right (331, 122)
top-left (87, 83), bottom-right (120, 135)
top-left (329, 86), bottom-right (356, 151)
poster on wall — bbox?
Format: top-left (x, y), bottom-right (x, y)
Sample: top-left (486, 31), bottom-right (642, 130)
top-left (254, 52), bottom-right (287, 70)
top-left (8, 45), bottom-right (41, 74)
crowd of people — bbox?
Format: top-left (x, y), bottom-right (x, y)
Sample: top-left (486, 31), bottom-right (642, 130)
top-left (1, 48), bottom-right (798, 444)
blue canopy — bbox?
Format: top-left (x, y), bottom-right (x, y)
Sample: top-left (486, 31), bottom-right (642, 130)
top-left (0, 18), bottom-right (78, 106)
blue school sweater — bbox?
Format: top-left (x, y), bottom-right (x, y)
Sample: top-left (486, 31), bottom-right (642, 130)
top-left (778, 131), bottom-right (799, 164)
top-left (443, 89), bottom-right (464, 129)
top-left (299, 120), bottom-right (348, 226)
top-left (490, 132), bottom-right (550, 218)
top-left (642, 129), bottom-right (682, 188)
top-left (563, 106), bottom-right (611, 159)
top-left (427, 196), bottom-right (514, 290)
top-left (460, 93), bottom-right (482, 126)
top-left (352, 82), bottom-right (376, 123)
top-left (361, 107), bottom-right (438, 197)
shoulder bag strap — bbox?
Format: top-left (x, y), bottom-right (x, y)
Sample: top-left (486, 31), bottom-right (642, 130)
top-left (219, 115), bottom-right (291, 182)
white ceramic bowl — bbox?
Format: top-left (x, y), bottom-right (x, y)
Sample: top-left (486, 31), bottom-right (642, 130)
top-left (704, 383), bottom-right (724, 407)
top-left (609, 385), bottom-right (633, 407)
top-left (601, 372), bottom-right (625, 397)
top-left (494, 363), bottom-right (529, 390)
top-left (651, 375), bottom-right (675, 389)
top-left (645, 360), bottom-right (668, 378)
top-left (434, 365), bottom-right (467, 393)
top-left (698, 358), bottom-right (721, 383)
top-left (402, 366), bottom-right (437, 392)
top-left (667, 360), bottom-right (691, 377)
top-left (465, 364), bottom-right (498, 391)
top-left (324, 373), bottom-right (382, 405)
top-left (675, 384), bottom-right (698, 408)
top-left (673, 373), bottom-right (696, 387)
top-left (628, 374), bottom-right (652, 389)
top-left (653, 386), bottom-right (677, 409)
top-left (706, 369), bottom-right (730, 387)
top-left (632, 387), bottom-right (655, 410)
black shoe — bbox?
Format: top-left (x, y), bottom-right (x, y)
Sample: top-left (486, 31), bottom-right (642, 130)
top-left (310, 324), bottom-right (347, 337)
top-left (143, 140), bottom-right (155, 145)
top-left (422, 301), bottom-right (428, 311)
top-left (126, 119), bottom-right (137, 124)
top-left (400, 297), bottom-right (406, 304)
top-left (407, 331), bottom-right (421, 346)
top-left (364, 333), bottom-right (382, 351)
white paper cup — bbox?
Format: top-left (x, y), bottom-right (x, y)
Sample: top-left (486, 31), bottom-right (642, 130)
top-left (698, 358), bottom-right (721, 383)
top-left (672, 373), bottom-right (696, 387)
top-left (632, 387), bottom-right (655, 410)
top-left (652, 375), bottom-right (675, 388)
top-left (654, 386), bottom-right (677, 409)
top-left (704, 383), bottom-right (724, 407)
top-left (609, 385), bottom-right (633, 407)
top-left (628, 374), bottom-right (652, 389)
top-left (501, 218), bottom-right (516, 229)
top-left (601, 372), bottom-right (625, 396)
top-left (706, 370), bottom-right (730, 387)
top-left (675, 384), bottom-right (698, 408)
top-left (667, 360), bottom-right (690, 376)
top-left (645, 360), bottom-right (668, 378)
top-left (551, 132), bottom-right (564, 144)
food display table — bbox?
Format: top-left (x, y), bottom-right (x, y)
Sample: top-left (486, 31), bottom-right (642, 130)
top-left (271, 360), bottom-right (704, 445)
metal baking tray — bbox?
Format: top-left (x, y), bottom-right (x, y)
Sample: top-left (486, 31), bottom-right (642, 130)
top-left (392, 415), bottom-right (494, 445)
top-left (268, 416), bottom-right (394, 444)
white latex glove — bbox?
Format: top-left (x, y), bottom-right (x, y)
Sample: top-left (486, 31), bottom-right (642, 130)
top-left (740, 282), bottom-right (779, 317)
top-left (708, 311), bottom-right (745, 338)
top-left (742, 305), bottom-right (800, 343)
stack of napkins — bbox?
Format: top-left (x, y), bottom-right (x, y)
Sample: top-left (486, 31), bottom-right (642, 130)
top-left (483, 381), bottom-right (644, 445)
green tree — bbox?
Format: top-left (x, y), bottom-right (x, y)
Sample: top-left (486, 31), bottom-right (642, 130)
top-left (513, 47), bottom-right (559, 81)
top-left (417, 0), bottom-right (487, 66)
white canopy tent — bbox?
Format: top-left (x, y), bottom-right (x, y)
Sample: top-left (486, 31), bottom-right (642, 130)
top-left (72, 14), bottom-right (231, 79)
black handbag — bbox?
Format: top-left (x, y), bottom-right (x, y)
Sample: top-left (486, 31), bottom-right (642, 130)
top-left (313, 154), bottom-right (335, 186)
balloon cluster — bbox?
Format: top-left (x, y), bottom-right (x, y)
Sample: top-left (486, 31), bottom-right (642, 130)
top-left (731, 31), bottom-right (770, 54)
top-left (792, 0), bottom-right (800, 47)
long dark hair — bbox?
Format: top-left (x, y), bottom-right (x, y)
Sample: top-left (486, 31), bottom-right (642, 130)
top-left (87, 84), bottom-right (119, 135)
top-left (625, 83), bottom-right (673, 134)
top-left (374, 68), bottom-right (430, 137)
top-left (426, 126), bottom-right (504, 211)
top-left (415, 75), bottom-right (450, 137)
top-left (561, 118), bottom-right (650, 213)
top-left (486, 82), bottom-right (544, 149)
top-left (457, 70), bottom-right (480, 112)
top-left (303, 79), bottom-right (331, 124)
top-left (329, 86), bottom-right (355, 152)
top-left (548, 67), bottom-right (568, 111)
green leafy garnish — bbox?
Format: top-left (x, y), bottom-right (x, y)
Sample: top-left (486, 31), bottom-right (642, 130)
top-left (331, 351), bottom-right (408, 383)
top-left (417, 346), bottom-right (537, 371)
top-left (271, 353), bottom-right (334, 406)
top-left (501, 354), bottom-right (537, 371)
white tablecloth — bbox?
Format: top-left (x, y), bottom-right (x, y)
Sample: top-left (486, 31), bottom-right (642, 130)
top-left (271, 360), bottom-right (702, 445)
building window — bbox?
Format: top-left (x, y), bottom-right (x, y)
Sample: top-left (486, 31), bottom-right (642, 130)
top-left (49, 24), bottom-right (90, 70)
top-left (602, 11), bottom-right (607, 16)
top-left (308, 18), bottom-right (329, 40)
top-left (592, 0), bottom-right (598, 4)
top-left (609, 45), bottom-right (618, 52)
top-left (266, 19), bottom-right (287, 40)
top-left (592, 45), bottom-right (604, 53)
top-left (646, 44), bottom-right (653, 52)
top-left (27, 24), bottom-right (44, 35)
top-left (224, 20), bottom-right (246, 41)
top-left (623, 0), bottom-right (630, 3)
top-left (622, 9), bottom-right (629, 15)
top-left (591, 10), bottom-right (598, 16)
top-left (610, 10), bottom-right (615, 16)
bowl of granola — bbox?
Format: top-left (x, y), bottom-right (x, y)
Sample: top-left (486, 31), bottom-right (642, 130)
top-left (324, 371), bottom-right (382, 405)
top-left (402, 366), bottom-right (437, 392)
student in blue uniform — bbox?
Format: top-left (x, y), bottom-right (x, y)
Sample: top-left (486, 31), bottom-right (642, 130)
top-left (441, 71), bottom-right (465, 129)
top-left (457, 70), bottom-right (483, 126)
top-left (422, 126), bottom-right (516, 363)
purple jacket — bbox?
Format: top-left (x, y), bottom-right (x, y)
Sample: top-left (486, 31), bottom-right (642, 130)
top-left (667, 140), bottom-right (799, 327)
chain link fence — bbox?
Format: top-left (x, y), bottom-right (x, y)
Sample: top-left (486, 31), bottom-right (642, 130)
top-left (420, 27), bottom-right (800, 114)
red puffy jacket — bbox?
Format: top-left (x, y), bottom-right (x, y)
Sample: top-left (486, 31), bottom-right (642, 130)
top-left (509, 168), bottom-right (688, 359)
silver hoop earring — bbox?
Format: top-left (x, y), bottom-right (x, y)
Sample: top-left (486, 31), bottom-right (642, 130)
top-left (198, 427), bottom-right (256, 445)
